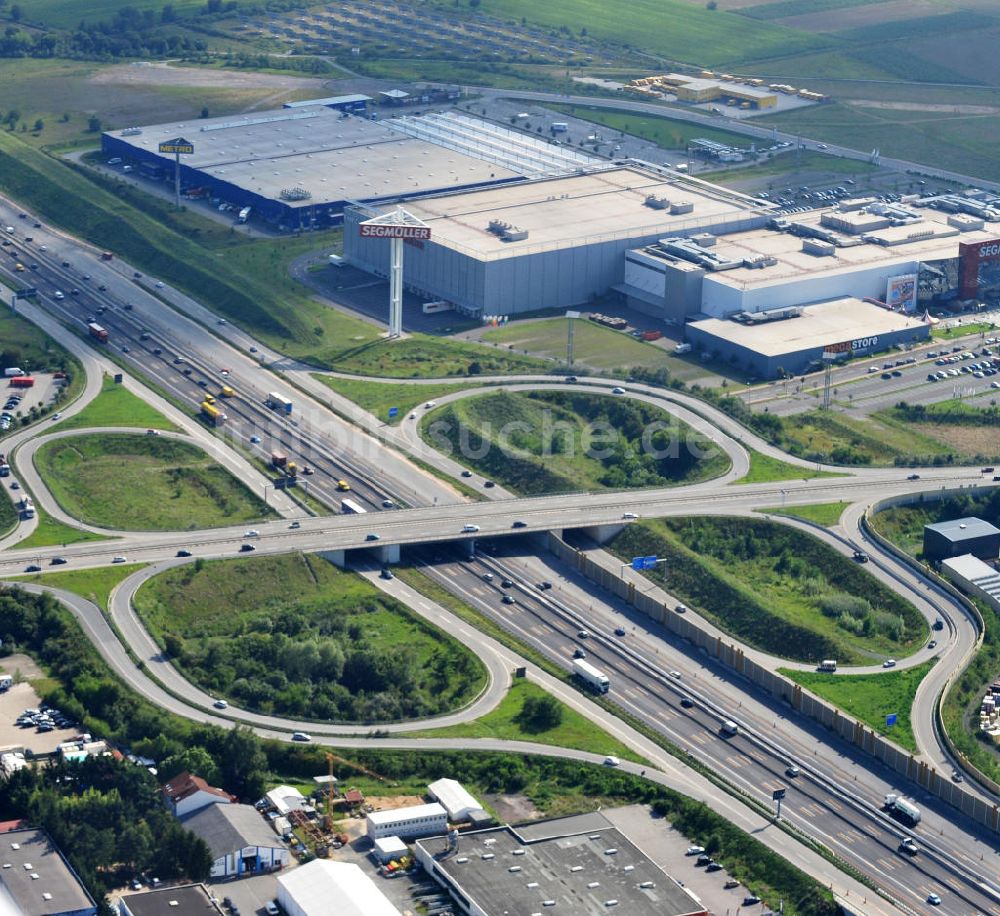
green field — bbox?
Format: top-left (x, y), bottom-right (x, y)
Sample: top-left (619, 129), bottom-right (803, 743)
top-left (34, 433), bottom-right (275, 530)
top-left (410, 679), bottom-right (643, 763)
top-left (430, 0), bottom-right (830, 67)
top-left (610, 516), bottom-right (926, 664)
top-left (0, 492), bottom-right (15, 539)
top-left (759, 501), bottom-right (849, 527)
top-left (334, 335), bottom-right (549, 379)
top-left (10, 563), bottom-right (144, 612)
top-left (932, 322), bottom-right (994, 341)
top-left (54, 376), bottom-right (176, 431)
top-left (133, 552), bottom-right (487, 722)
top-left (423, 390), bottom-right (730, 494)
top-left (311, 376), bottom-right (485, 424)
top-left (13, 505), bottom-right (112, 550)
top-left (781, 662), bottom-right (935, 752)
top-left (736, 449), bottom-right (844, 484)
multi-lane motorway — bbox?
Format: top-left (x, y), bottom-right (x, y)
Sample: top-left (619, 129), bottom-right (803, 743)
top-left (3, 196), bottom-right (1000, 913)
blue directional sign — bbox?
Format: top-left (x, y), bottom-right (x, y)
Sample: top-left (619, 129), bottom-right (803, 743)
top-left (15, 288), bottom-right (37, 299)
top-left (388, 406), bottom-right (399, 419)
top-left (631, 556), bottom-right (658, 571)
top-left (886, 713), bottom-right (898, 728)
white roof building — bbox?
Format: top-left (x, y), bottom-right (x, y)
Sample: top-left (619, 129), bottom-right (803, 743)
top-left (266, 785), bottom-right (308, 816)
top-left (942, 554), bottom-right (1000, 612)
top-left (372, 836), bottom-right (408, 863)
top-left (427, 778), bottom-right (482, 822)
top-left (277, 860), bottom-right (400, 916)
top-left (366, 802), bottom-right (448, 840)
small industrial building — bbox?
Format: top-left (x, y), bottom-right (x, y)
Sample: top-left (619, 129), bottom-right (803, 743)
top-left (684, 297), bottom-right (930, 378)
top-left (0, 827), bottom-right (97, 916)
top-left (941, 555), bottom-right (1000, 612)
top-left (366, 802), bottom-right (448, 840)
top-left (265, 785), bottom-right (309, 817)
top-left (117, 883), bottom-right (221, 916)
top-left (162, 771), bottom-right (234, 819)
top-left (282, 94), bottom-right (371, 113)
top-left (924, 517), bottom-right (1000, 563)
top-left (345, 165), bottom-right (766, 316)
top-left (427, 778), bottom-right (483, 823)
top-left (277, 859), bottom-right (400, 916)
top-left (372, 836), bottom-right (409, 864)
top-left (181, 803), bottom-right (289, 879)
top-left (414, 814), bottom-right (707, 916)
top-left (630, 73), bottom-right (778, 109)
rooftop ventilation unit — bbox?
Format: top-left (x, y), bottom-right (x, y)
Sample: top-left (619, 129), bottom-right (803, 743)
top-left (280, 187), bottom-right (312, 201)
top-left (644, 195), bottom-right (670, 210)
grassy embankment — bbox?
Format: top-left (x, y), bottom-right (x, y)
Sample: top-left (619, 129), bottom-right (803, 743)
top-left (53, 375), bottom-right (175, 431)
top-left (133, 553), bottom-right (487, 723)
top-left (608, 516), bottom-right (926, 664)
top-left (9, 563), bottom-right (144, 611)
top-left (737, 450), bottom-right (845, 484)
top-left (13, 508), bottom-right (112, 550)
top-left (870, 490), bottom-right (1000, 780)
top-left (780, 662), bottom-right (935, 753)
top-left (34, 433), bottom-right (274, 530)
top-left (423, 390), bottom-right (730, 494)
top-left (758, 501), bottom-right (850, 527)
top-left (410, 679), bottom-right (643, 764)
top-left (311, 376), bottom-right (486, 424)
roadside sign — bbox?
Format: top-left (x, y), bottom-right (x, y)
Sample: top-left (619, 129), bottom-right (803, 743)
top-left (886, 713), bottom-right (898, 728)
top-left (772, 788), bottom-right (786, 801)
top-left (388, 406), bottom-right (399, 419)
top-left (16, 288), bottom-right (37, 299)
top-left (631, 556), bottom-right (658, 571)
top-left (158, 137), bottom-right (195, 155)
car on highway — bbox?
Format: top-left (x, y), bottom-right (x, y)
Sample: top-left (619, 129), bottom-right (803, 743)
top-left (501, 595), bottom-right (515, 605)
top-left (10, 481), bottom-right (19, 490)
top-left (927, 893), bottom-right (941, 906)
top-left (462, 524), bottom-right (480, 533)
top-left (907, 473), bottom-right (920, 480)
top-left (176, 550), bottom-right (192, 557)
top-left (53, 290), bottom-right (64, 300)
top-left (381, 500), bottom-right (394, 509)
top-left (603, 756), bottom-right (620, 767)
top-left (289, 521), bottom-right (301, 529)
top-left (898, 837), bottom-right (918, 856)
top-left (680, 697), bottom-right (694, 708)
top-left (213, 699), bottom-right (228, 710)
top-left (239, 544), bottom-right (256, 552)
top-left (882, 658), bottom-right (896, 668)
top-left (24, 564), bottom-right (41, 573)
top-left (611, 386), bottom-right (626, 394)
top-left (577, 629), bottom-right (589, 639)
top-left (111, 555), bottom-right (127, 563)
top-left (501, 578), bottom-right (513, 588)
top-left (785, 765), bottom-right (800, 778)
top-left (928, 640), bottom-right (937, 650)
top-left (511, 520), bottom-right (527, 528)
top-left (291, 732), bottom-right (311, 742)
top-left (380, 568), bottom-right (394, 580)
top-left (249, 346), bottom-right (258, 353)
top-left (155, 281), bottom-right (164, 289)
top-left (461, 470), bottom-right (472, 477)
top-left (538, 581), bottom-right (552, 590)
top-left (614, 626), bottom-right (626, 636)
top-left (482, 572), bottom-right (494, 582)
top-left (249, 435), bottom-right (261, 444)
top-left (483, 480), bottom-right (495, 488)
top-left (669, 670), bottom-right (681, 680)
top-left (244, 529), bottom-right (260, 538)
top-left (182, 368), bottom-right (193, 376)
top-left (50, 557), bottom-right (67, 565)
top-left (622, 512), bottom-right (638, 520)
top-left (365, 533), bottom-right (381, 541)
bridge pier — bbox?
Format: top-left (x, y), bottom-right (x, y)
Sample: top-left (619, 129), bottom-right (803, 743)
top-left (462, 538), bottom-right (476, 559)
top-left (318, 549), bottom-right (346, 569)
top-left (373, 543), bottom-right (401, 566)
top-left (577, 523), bottom-right (626, 545)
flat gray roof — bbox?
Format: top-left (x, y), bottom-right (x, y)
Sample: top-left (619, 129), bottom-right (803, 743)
top-left (0, 827), bottom-right (96, 915)
top-left (106, 106), bottom-right (519, 209)
top-left (417, 820), bottom-right (702, 916)
top-left (689, 298), bottom-right (927, 355)
top-left (925, 517), bottom-right (1000, 542)
top-left (705, 209), bottom-right (1000, 289)
top-left (364, 166), bottom-right (764, 260)
top-left (119, 884), bottom-right (221, 916)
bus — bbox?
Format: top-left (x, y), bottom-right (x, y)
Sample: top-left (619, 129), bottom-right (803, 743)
top-left (341, 498), bottom-right (367, 515)
top-left (266, 392), bottom-right (293, 415)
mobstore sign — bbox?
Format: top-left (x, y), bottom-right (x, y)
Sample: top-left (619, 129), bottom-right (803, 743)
top-left (359, 224), bottom-right (432, 240)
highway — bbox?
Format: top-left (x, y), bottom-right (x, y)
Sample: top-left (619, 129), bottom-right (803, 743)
top-left (3, 194), bottom-right (1000, 913)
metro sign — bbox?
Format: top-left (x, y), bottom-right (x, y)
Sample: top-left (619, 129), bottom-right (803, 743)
top-left (359, 223), bottom-right (431, 240)
top-left (158, 137), bottom-right (195, 155)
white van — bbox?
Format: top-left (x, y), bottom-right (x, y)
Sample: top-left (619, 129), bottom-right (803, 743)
top-left (720, 720), bottom-right (739, 737)
top-left (819, 659), bottom-right (838, 672)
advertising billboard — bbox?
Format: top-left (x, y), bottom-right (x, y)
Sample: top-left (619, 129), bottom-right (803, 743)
top-left (158, 137), bottom-right (195, 155)
top-left (959, 237), bottom-right (1000, 300)
top-left (359, 223), bottom-right (432, 240)
top-left (886, 274), bottom-right (917, 313)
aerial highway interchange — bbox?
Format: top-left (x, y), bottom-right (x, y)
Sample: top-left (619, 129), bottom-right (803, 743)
top-left (2, 193), bottom-right (1000, 915)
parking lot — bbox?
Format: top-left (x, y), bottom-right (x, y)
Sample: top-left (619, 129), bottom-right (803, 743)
top-left (0, 656), bottom-right (81, 756)
top-left (2, 372), bottom-right (63, 434)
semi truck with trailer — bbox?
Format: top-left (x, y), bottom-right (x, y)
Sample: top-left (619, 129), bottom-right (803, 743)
top-left (266, 392), bottom-right (293, 415)
top-left (200, 401), bottom-right (226, 426)
top-left (341, 498), bottom-right (366, 515)
top-left (9, 376), bottom-right (34, 388)
top-left (884, 794), bottom-right (921, 826)
top-left (572, 658), bottom-right (610, 694)
top-left (271, 451), bottom-right (297, 478)
top-left (19, 496), bottom-right (34, 519)
top-left (88, 323), bottom-right (109, 343)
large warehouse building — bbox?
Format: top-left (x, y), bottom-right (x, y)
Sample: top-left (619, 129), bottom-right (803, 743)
top-left (344, 165), bottom-right (768, 314)
top-left (102, 106), bottom-right (598, 230)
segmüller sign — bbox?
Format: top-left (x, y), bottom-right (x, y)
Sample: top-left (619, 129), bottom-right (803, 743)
top-left (359, 223), bottom-right (432, 240)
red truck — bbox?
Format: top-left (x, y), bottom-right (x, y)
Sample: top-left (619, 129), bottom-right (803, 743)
top-left (88, 323), bottom-right (108, 343)
top-left (10, 376), bottom-right (34, 388)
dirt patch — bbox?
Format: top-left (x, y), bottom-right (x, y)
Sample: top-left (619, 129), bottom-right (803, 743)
top-left (778, 0), bottom-right (945, 32)
top-left (0, 653), bottom-right (44, 680)
top-left (91, 62), bottom-right (326, 91)
top-left (485, 793), bottom-right (541, 823)
top-left (366, 795), bottom-right (426, 812)
top-left (847, 100), bottom-right (1000, 115)
top-left (911, 423), bottom-right (1000, 457)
